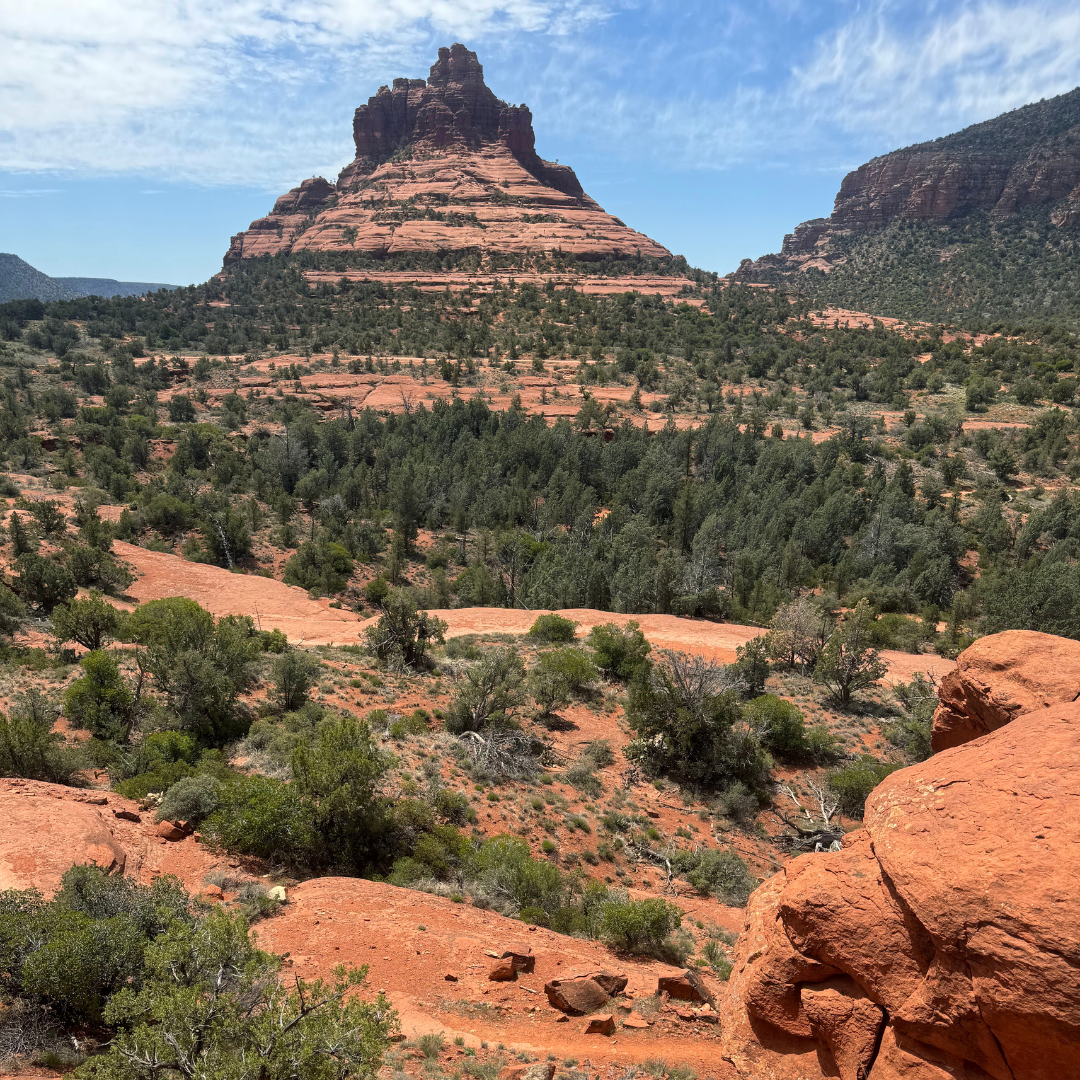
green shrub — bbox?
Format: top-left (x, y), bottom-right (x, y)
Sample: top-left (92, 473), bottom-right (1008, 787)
top-left (124, 597), bottom-right (259, 744)
top-left (155, 774), bottom-right (222, 825)
top-left (445, 636), bottom-right (481, 661)
top-left (0, 865), bottom-right (191, 1024)
top-left (202, 774), bottom-right (316, 864)
top-left (719, 781), bottom-right (759, 823)
top-left (14, 552), bottom-right (76, 609)
top-left (434, 789), bottom-right (472, 825)
top-left (828, 758), bottom-right (903, 818)
top-left (65, 543), bottom-right (134, 596)
top-left (270, 649), bottom-right (321, 712)
top-left (745, 694), bottom-right (840, 763)
top-left (684, 848), bottom-right (756, 906)
top-left (596, 896), bottom-right (683, 958)
top-left (0, 702), bottom-right (82, 785)
top-left (51, 591), bottom-right (123, 651)
top-left (886, 673), bottom-right (936, 762)
top-left (700, 939), bottom-right (733, 979)
top-left (475, 836), bottom-right (564, 917)
top-left (112, 731), bottom-right (202, 799)
top-left (364, 589), bottom-right (447, 669)
top-left (283, 540), bottom-right (354, 597)
top-left (526, 614), bottom-right (578, 643)
top-left (445, 648), bottom-right (526, 734)
top-left (290, 714), bottom-right (393, 871)
top-left (94, 911), bottom-right (391, 1080)
top-left (586, 621), bottom-right (651, 680)
top-left (625, 650), bottom-right (770, 792)
top-left (529, 647), bottom-right (597, 715)
top-left (64, 650), bottom-right (137, 742)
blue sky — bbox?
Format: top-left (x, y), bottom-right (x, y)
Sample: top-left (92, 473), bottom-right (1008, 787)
top-left (5, 0), bottom-right (1080, 285)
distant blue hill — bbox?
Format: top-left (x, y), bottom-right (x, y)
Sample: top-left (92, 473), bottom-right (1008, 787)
top-left (0, 253), bottom-right (175, 303)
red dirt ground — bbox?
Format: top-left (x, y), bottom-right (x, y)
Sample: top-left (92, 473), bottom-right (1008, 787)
top-left (257, 876), bottom-right (739, 1077)
top-left (112, 544), bottom-right (952, 682)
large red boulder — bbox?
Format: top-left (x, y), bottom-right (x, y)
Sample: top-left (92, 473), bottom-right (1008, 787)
top-left (931, 629), bottom-right (1080, 751)
top-left (0, 787), bottom-right (127, 894)
top-left (721, 701), bottom-right (1080, 1080)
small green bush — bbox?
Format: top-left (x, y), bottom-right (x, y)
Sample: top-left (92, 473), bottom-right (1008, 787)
top-left (283, 540), bottom-right (354, 597)
top-left (64, 650), bottom-right (136, 742)
top-left (0, 704), bottom-right (82, 786)
top-left (828, 758), bottom-right (903, 818)
top-left (155, 774), bottom-right (222, 825)
top-left (445, 648), bottom-right (526, 734)
top-left (202, 774), bottom-right (315, 864)
top-left (684, 848), bottom-right (757, 906)
top-left (586, 621), bottom-right (651, 680)
top-left (529, 647), bottom-right (598, 715)
top-left (526, 614), bottom-right (578, 643)
top-left (745, 694), bottom-right (840, 764)
top-left (270, 649), bottom-right (321, 712)
top-left (596, 896), bottom-right (684, 958)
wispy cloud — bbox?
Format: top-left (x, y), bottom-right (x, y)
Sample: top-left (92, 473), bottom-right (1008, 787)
top-left (4, 0), bottom-right (1080, 190)
top-left (1, 0), bottom-right (609, 185)
top-left (529, 0), bottom-right (1080, 172)
top-left (0, 188), bottom-right (63, 197)
top-left (791, 1), bottom-right (1080, 148)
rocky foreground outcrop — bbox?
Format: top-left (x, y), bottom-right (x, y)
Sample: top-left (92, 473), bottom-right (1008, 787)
top-left (224, 44), bottom-right (671, 267)
top-left (931, 629), bottom-right (1080, 752)
top-left (721, 630), bottom-right (1080, 1080)
top-left (0, 777), bottom-right (238, 897)
top-left (739, 86), bottom-right (1080, 278)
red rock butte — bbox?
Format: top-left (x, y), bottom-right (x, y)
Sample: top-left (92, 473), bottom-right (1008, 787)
top-left (225, 44), bottom-right (673, 269)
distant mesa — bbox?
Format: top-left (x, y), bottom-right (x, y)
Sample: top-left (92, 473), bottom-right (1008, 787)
top-left (741, 86), bottom-right (1080, 278)
top-left (736, 86), bottom-right (1080, 320)
top-left (0, 253), bottom-right (175, 304)
top-left (224, 43), bottom-right (672, 268)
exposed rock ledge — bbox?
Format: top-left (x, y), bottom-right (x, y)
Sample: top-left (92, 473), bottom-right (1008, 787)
top-left (720, 630), bottom-right (1080, 1080)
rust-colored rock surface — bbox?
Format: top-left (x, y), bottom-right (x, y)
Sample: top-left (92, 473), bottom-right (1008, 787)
top-left (931, 629), bottom-right (1080, 751)
top-left (225, 44), bottom-right (670, 269)
top-left (721, 695), bottom-right (1080, 1080)
top-left (544, 972), bottom-right (623, 1015)
top-left (0, 787), bottom-right (127, 893)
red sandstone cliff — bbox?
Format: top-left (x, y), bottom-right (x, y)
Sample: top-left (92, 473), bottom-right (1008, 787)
top-left (225, 44), bottom-right (671, 267)
top-left (740, 86), bottom-right (1080, 278)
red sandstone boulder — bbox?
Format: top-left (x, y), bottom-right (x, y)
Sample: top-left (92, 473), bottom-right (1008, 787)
top-left (499, 945), bottom-right (535, 973)
top-left (658, 973), bottom-right (706, 1002)
top-left (487, 958), bottom-right (516, 981)
top-left (721, 699), bottom-right (1080, 1080)
top-left (544, 972), bottom-right (626, 1015)
top-left (0, 788), bottom-right (126, 894)
top-left (583, 1014), bottom-right (615, 1036)
top-left (931, 629), bottom-right (1080, 751)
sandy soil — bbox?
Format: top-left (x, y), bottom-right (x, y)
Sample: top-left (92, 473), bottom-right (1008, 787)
top-left (113, 541), bottom-right (366, 645)
top-left (112, 545), bottom-right (954, 684)
top-left (258, 876), bottom-right (739, 1076)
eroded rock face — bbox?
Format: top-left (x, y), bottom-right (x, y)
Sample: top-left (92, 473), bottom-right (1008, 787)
top-left (0, 788), bottom-right (126, 894)
top-left (225, 44), bottom-right (670, 267)
top-left (931, 628), bottom-right (1080, 751)
top-left (721, 700), bottom-right (1080, 1080)
top-left (739, 86), bottom-right (1080, 278)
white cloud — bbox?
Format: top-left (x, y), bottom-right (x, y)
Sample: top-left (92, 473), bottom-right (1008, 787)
top-left (6, 0), bottom-right (1080, 191)
top-left (0, 0), bottom-right (609, 184)
top-left (528, 0), bottom-right (1080, 174)
top-left (791, 0), bottom-right (1080, 148)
